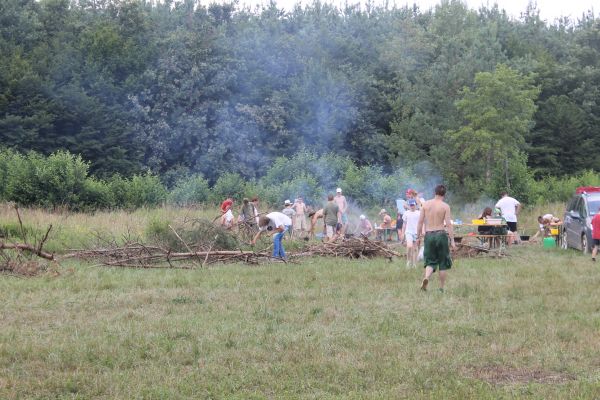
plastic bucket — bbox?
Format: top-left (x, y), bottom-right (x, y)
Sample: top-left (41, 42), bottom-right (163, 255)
top-left (550, 228), bottom-right (559, 235)
top-left (543, 237), bottom-right (556, 248)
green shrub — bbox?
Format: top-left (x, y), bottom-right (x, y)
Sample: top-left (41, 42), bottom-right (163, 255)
top-left (209, 173), bottom-right (247, 204)
top-left (169, 174), bottom-right (210, 206)
top-left (129, 173), bottom-right (167, 207)
top-left (108, 173), bottom-right (167, 208)
top-left (145, 218), bottom-right (239, 251)
top-left (78, 178), bottom-right (115, 210)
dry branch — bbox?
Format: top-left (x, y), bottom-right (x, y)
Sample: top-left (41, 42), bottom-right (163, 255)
top-left (294, 237), bottom-right (400, 260)
top-left (0, 242), bottom-right (55, 261)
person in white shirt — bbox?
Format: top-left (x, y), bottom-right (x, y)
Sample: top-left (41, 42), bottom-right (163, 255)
top-left (252, 212), bottom-right (292, 259)
top-left (495, 191), bottom-right (521, 245)
top-left (402, 199), bottom-right (421, 267)
top-left (220, 203), bottom-right (234, 229)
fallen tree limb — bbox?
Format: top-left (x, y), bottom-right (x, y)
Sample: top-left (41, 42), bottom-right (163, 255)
top-left (0, 242), bottom-right (55, 261)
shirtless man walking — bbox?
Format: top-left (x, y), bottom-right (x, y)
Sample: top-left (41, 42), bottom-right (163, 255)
top-left (416, 184), bottom-right (456, 292)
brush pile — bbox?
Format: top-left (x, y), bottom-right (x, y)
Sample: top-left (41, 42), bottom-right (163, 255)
top-left (67, 242), bottom-right (279, 268)
top-left (0, 205), bottom-right (56, 276)
top-left (452, 242), bottom-right (506, 258)
top-left (294, 237), bottom-right (402, 260)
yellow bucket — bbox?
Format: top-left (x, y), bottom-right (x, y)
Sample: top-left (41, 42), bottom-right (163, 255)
top-left (550, 228), bottom-right (559, 235)
top-left (472, 219), bottom-right (484, 225)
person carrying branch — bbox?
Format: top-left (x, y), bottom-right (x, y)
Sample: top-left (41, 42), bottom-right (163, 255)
top-left (252, 212), bottom-right (292, 260)
top-left (417, 184), bottom-right (456, 292)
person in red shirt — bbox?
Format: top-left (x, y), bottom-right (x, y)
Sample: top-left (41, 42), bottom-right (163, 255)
top-left (592, 207), bottom-right (600, 262)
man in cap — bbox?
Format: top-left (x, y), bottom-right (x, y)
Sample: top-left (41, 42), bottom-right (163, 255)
top-left (252, 211), bottom-right (292, 259)
top-left (282, 200), bottom-right (296, 238)
top-left (402, 199), bottom-right (421, 267)
top-left (334, 188), bottom-right (348, 236)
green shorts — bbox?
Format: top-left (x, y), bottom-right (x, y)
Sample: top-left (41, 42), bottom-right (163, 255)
top-left (423, 231), bottom-right (452, 271)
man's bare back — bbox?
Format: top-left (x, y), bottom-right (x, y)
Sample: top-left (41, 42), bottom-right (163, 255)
top-left (417, 198), bottom-right (454, 240)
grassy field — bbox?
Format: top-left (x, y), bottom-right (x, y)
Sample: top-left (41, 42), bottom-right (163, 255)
top-left (2, 244), bottom-right (600, 398)
top-left (1, 203), bottom-right (599, 398)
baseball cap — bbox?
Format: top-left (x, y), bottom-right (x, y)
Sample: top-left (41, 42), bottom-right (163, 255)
top-left (336, 188), bottom-right (342, 193)
top-left (359, 214), bottom-right (366, 220)
top-left (284, 199), bottom-right (292, 205)
top-left (379, 209), bottom-right (387, 215)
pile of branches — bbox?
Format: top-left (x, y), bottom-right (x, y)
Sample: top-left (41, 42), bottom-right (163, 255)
top-left (452, 241), bottom-right (507, 258)
top-left (67, 242), bottom-right (279, 268)
top-left (0, 205), bottom-right (56, 276)
top-left (295, 236), bottom-right (402, 260)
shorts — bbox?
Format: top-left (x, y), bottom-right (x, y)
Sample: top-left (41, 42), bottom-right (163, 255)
top-left (396, 217), bottom-right (403, 230)
top-left (593, 239), bottom-right (600, 246)
top-left (506, 222), bottom-right (517, 232)
top-left (341, 213), bottom-right (348, 224)
top-left (326, 225), bottom-right (336, 238)
top-left (294, 215), bottom-right (307, 231)
top-left (423, 231), bottom-right (452, 271)
top-left (405, 232), bottom-right (418, 246)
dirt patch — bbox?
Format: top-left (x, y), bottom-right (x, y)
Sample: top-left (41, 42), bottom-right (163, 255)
top-left (465, 366), bottom-right (576, 385)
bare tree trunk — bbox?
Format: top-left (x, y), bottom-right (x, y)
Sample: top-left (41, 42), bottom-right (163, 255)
top-left (505, 158), bottom-right (511, 190)
top-left (485, 148), bottom-right (493, 185)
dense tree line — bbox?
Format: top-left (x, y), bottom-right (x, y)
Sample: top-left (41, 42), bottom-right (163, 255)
top-left (1, 0), bottom-right (599, 201)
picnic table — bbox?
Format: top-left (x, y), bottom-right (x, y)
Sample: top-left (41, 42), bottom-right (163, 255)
top-left (375, 222), bottom-right (397, 241)
top-left (454, 222), bottom-right (509, 249)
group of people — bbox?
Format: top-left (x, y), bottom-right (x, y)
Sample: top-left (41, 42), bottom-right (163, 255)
top-left (218, 185), bottom-right (457, 292)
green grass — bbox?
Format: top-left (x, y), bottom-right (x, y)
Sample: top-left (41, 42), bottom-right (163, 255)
top-left (1, 245), bottom-right (600, 398)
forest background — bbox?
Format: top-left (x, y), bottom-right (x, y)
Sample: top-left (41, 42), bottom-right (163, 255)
top-left (1, 0), bottom-right (599, 210)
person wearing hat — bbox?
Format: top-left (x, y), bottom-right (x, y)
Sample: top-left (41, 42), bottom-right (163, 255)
top-left (359, 214), bottom-right (373, 238)
top-left (334, 188), bottom-right (348, 236)
top-left (293, 197), bottom-right (308, 238)
top-left (252, 211), bottom-right (293, 259)
top-left (402, 199), bottom-right (421, 268)
top-left (404, 189), bottom-right (425, 210)
top-left (281, 200), bottom-right (296, 238)
top-left (220, 198), bottom-right (235, 229)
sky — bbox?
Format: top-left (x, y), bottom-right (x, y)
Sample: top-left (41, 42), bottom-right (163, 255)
top-left (238, 0), bottom-right (596, 22)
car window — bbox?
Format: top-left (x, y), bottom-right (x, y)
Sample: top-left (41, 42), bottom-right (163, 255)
top-left (572, 198), bottom-right (583, 216)
top-left (567, 196), bottom-right (579, 211)
top-left (578, 198), bottom-right (588, 218)
top-left (587, 199), bottom-right (600, 216)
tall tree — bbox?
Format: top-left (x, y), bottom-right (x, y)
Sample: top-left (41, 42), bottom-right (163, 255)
top-left (448, 64), bottom-right (539, 193)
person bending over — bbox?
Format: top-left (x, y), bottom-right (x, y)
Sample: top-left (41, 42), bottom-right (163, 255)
top-left (252, 212), bottom-right (292, 259)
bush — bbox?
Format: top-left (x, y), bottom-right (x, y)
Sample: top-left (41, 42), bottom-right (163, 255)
top-left (107, 173), bottom-right (167, 208)
top-left (145, 218), bottom-right (239, 251)
top-left (128, 173), bottom-right (168, 207)
top-left (78, 178), bottom-right (115, 210)
top-left (209, 173), bottom-right (247, 204)
top-left (261, 151), bottom-right (353, 191)
top-left (169, 174), bottom-right (210, 206)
